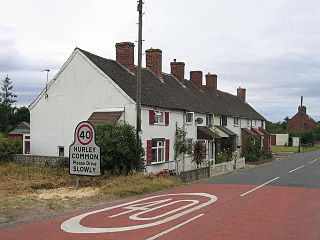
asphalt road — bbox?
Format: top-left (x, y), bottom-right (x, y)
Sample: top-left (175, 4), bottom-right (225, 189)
top-left (205, 150), bottom-right (320, 189)
top-left (1, 151), bottom-right (320, 240)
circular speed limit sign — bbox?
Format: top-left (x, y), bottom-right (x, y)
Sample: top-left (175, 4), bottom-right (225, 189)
top-left (76, 123), bottom-right (94, 145)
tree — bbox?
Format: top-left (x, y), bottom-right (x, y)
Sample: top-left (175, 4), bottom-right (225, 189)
top-left (0, 75), bottom-right (17, 133)
top-left (0, 75), bottom-right (17, 108)
top-left (95, 122), bottom-right (144, 174)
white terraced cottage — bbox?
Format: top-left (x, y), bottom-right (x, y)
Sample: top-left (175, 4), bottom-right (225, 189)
top-left (29, 42), bottom-right (268, 173)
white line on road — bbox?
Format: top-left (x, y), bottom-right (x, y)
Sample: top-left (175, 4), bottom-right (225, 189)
top-left (240, 177), bottom-right (280, 197)
top-left (309, 159), bottom-right (318, 164)
top-left (289, 165), bottom-right (304, 173)
top-left (146, 214), bottom-right (205, 240)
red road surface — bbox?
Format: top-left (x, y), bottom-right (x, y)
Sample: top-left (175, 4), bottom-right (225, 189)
top-left (1, 184), bottom-right (320, 240)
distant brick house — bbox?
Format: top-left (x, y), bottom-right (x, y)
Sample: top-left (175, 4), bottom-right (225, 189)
top-left (286, 106), bottom-right (319, 131)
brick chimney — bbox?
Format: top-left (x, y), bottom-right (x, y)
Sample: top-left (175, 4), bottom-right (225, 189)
top-left (298, 106), bottom-right (306, 114)
top-left (170, 59), bottom-right (185, 83)
top-left (190, 71), bottom-right (203, 89)
top-left (206, 73), bottom-right (217, 94)
top-left (115, 42), bottom-right (135, 72)
top-left (237, 87), bottom-right (246, 102)
top-left (146, 48), bottom-right (162, 76)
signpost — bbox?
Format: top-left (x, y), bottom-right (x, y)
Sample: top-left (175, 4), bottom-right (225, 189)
top-left (69, 121), bottom-right (101, 187)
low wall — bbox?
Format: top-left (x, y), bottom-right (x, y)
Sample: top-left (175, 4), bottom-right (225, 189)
top-left (13, 154), bottom-right (64, 166)
top-left (179, 166), bottom-right (210, 183)
top-left (236, 157), bottom-right (245, 169)
top-left (180, 158), bottom-right (246, 183)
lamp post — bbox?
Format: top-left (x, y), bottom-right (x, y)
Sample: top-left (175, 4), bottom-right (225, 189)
top-left (298, 96), bottom-right (303, 153)
top-left (42, 69), bottom-right (50, 99)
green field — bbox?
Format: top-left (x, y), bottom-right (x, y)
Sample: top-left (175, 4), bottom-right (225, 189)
top-left (271, 144), bottom-right (320, 153)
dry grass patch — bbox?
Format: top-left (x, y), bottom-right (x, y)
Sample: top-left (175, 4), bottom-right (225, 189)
top-left (0, 163), bottom-right (182, 226)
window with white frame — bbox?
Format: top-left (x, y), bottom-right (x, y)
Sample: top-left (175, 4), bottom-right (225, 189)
top-left (151, 139), bottom-right (165, 163)
top-left (220, 116), bottom-right (227, 126)
top-left (246, 119), bottom-right (250, 127)
top-left (154, 111), bottom-right (164, 124)
top-left (186, 112), bottom-right (194, 124)
top-left (206, 114), bottom-right (213, 126)
top-left (208, 141), bottom-right (214, 160)
top-left (23, 135), bottom-right (30, 155)
top-left (251, 119), bottom-right (256, 126)
top-left (233, 118), bottom-right (239, 126)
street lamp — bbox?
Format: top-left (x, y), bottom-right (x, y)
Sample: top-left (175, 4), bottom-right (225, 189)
top-left (42, 69), bottom-right (50, 99)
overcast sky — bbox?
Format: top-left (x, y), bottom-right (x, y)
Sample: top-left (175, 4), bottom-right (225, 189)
top-left (1, 0), bottom-right (319, 122)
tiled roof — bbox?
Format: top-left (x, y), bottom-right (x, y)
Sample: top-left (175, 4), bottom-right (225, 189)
top-left (8, 122), bottom-right (30, 135)
top-left (88, 112), bottom-right (123, 126)
top-left (251, 128), bottom-right (265, 136)
top-left (79, 48), bottom-right (266, 120)
top-left (215, 125), bottom-right (237, 136)
top-left (197, 126), bottom-right (221, 140)
top-left (242, 127), bottom-right (256, 135)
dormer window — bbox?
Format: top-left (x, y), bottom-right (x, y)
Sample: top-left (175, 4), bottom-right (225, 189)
top-left (154, 111), bottom-right (164, 124)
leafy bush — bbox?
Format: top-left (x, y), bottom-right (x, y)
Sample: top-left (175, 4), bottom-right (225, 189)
top-left (289, 130), bottom-right (314, 144)
top-left (263, 152), bottom-right (273, 159)
top-left (241, 153), bottom-right (259, 162)
top-left (95, 122), bottom-right (144, 175)
top-left (192, 141), bottom-right (206, 167)
top-left (215, 152), bottom-right (228, 164)
top-left (0, 134), bottom-right (22, 163)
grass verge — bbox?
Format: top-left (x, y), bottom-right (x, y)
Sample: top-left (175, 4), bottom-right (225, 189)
top-left (0, 163), bottom-right (182, 226)
top-left (271, 144), bottom-right (320, 153)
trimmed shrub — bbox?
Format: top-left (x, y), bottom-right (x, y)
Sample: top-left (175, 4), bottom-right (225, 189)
top-left (215, 152), bottom-right (228, 164)
top-left (241, 153), bottom-right (259, 162)
top-left (263, 152), bottom-right (273, 159)
top-left (0, 135), bottom-right (22, 163)
top-left (95, 122), bottom-right (144, 175)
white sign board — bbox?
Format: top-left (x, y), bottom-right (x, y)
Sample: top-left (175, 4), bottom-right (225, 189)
top-left (69, 121), bottom-right (101, 176)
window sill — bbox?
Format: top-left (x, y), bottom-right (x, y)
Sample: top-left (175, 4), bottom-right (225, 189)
top-left (233, 125), bottom-right (239, 127)
top-left (154, 123), bottom-right (165, 125)
top-left (185, 122), bottom-right (193, 125)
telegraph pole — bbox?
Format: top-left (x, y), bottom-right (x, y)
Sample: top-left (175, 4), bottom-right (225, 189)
top-left (136, 0), bottom-right (143, 153)
top-left (298, 96), bottom-right (303, 153)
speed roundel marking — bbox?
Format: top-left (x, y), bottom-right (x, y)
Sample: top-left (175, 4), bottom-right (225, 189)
top-left (76, 124), bottom-right (93, 145)
top-left (61, 192), bottom-right (217, 234)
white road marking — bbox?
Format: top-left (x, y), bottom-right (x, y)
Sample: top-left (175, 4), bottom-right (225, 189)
top-left (61, 193), bottom-right (217, 233)
top-left (240, 177), bottom-right (280, 197)
top-left (289, 165), bottom-right (304, 173)
top-left (309, 159), bottom-right (318, 164)
top-left (146, 214), bottom-right (205, 240)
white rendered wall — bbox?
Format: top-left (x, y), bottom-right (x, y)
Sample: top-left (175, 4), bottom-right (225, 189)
top-left (30, 51), bottom-right (136, 157)
top-left (276, 134), bottom-right (289, 146)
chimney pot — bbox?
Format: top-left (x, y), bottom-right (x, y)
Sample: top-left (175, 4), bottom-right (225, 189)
top-left (237, 87), bottom-right (246, 102)
top-left (190, 71), bottom-right (203, 89)
top-left (170, 60), bottom-right (185, 83)
top-left (115, 42), bottom-right (135, 72)
top-left (205, 73), bottom-right (217, 94)
top-left (146, 48), bottom-right (162, 76)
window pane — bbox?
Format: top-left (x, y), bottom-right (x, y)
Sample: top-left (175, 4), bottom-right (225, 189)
top-left (152, 149), bottom-right (157, 162)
